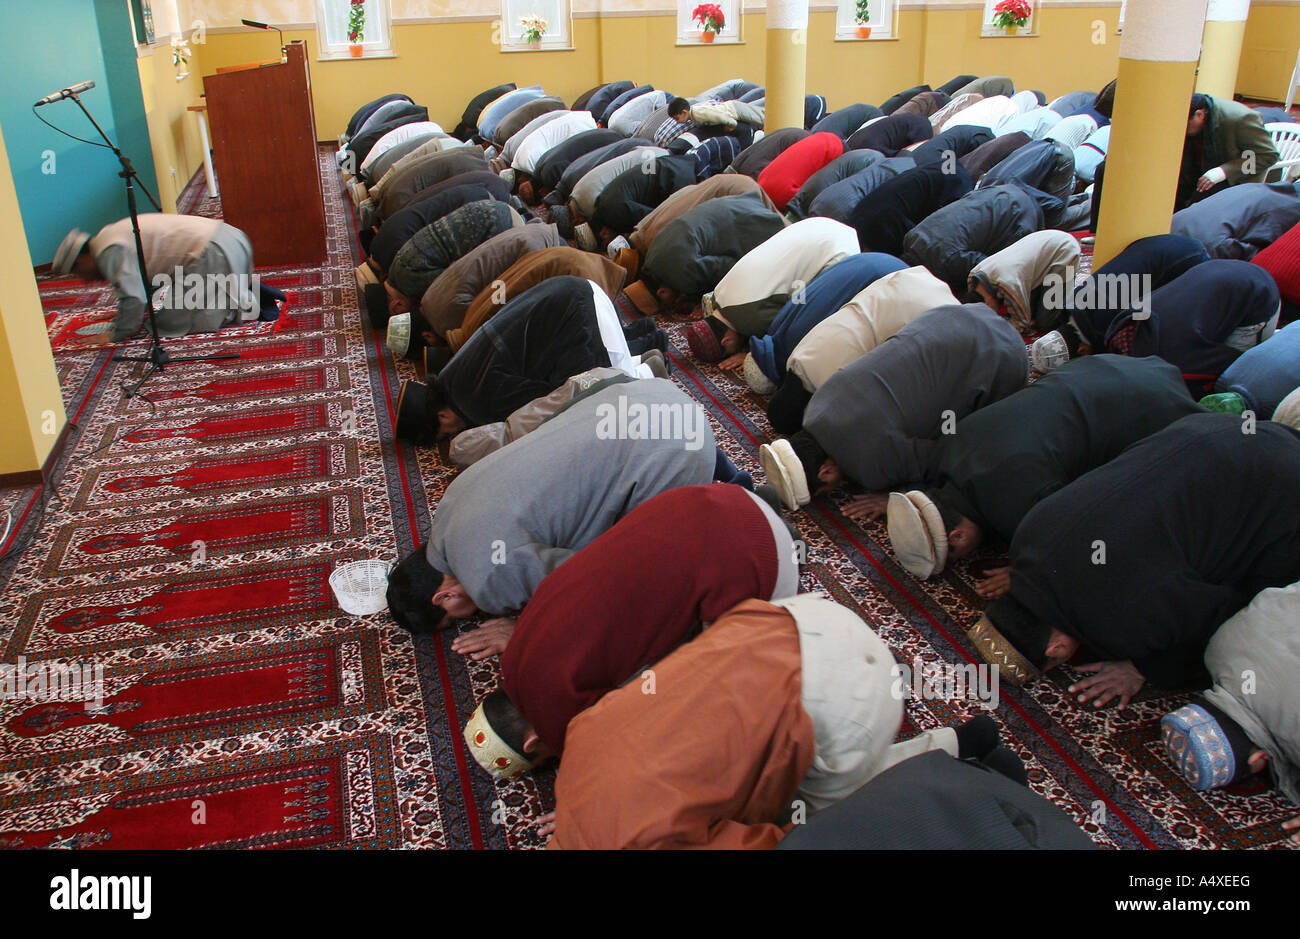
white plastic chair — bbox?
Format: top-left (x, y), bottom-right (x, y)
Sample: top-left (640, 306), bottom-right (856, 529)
top-left (1264, 122), bottom-right (1300, 182)
top-left (1285, 49), bottom-right (1300, 113)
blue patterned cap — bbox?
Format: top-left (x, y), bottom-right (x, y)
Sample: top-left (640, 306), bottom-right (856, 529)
top-left (1161, 702), bottom-right (1241, 791)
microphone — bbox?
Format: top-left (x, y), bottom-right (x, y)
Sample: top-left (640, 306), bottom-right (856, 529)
top-left (34, 80), bottom-right (96, 107)
top-left (241, 18), bottom-right (285, 52)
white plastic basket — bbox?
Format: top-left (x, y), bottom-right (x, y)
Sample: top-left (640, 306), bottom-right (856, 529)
top-left (330, 559), bottom-right (394, 616)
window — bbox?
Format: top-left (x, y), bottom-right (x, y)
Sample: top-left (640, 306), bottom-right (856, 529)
top-left (677, 0), bottom-right (741, 44)
top-left (835, 0), bottom-right (895, 39)
top-left (316, 0), bottom-right (393, 58)
top-left (1117, 0), bottom-right (1126, 32)
top-left (500, 0), bottom-right (572, 51)
top-left (981, 0), bottom-right (1037, 36)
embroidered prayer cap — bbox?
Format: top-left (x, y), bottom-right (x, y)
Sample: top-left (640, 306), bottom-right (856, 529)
top-left (686, 317), bottom-right (728, 362)
top-left (743, 352), bottom-right (777, 394)
top-left (464, 696), bottom-right (536, 779)
top-left (1030, 330), bottom-right (1070, 373)
top-left (967, 614), bottom-right (1040, 687)
top-left (1160, 699), bottom-right (1253, 791)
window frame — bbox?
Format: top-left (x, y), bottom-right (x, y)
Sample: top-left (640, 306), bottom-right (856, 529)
top-left (315, 0), bottom-right (394, 60)
top-left (677, 0), bottom-right (743, 46)
top-left (499, 0), bottom-right (573, 52)
top-left (833, 0), bottom-right (897, 40)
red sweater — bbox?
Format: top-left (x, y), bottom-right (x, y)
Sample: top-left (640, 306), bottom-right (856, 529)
top-left (757, 132), bottom-right (845, 212)
top-left (1253, 218), bottom-right (1300, 305)
top-left (501, 484), bottom-right (780, 753)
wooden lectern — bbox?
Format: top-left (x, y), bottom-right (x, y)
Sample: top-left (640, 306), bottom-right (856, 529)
top-left (203, 41), bottom-right (327, 267)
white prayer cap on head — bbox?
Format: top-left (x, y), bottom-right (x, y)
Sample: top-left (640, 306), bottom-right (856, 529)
top-left (53, 229), bottom-right (92, 275)
top-left (1030, 330), bottom-right (1070, 373)
top-left (573, 222), bottom-right (597, 252)
top-left (743, 353), bottom-right (777, 395)
top-left (1273, 385), bottom-right (1300, 430)
top-left (386, 312), bottom-right (412, 356)
top-left (760, 438), bottom-right (811, 511)
top-left (886, 490), bottom-right (948, 579)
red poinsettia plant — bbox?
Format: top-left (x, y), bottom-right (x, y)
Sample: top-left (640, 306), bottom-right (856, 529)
top-left (692, 3), bottom-right (726, 33)
top-left (348, 0), bottom-right (365, 43)
top-left (991, 0), bottom-right (1031, 28)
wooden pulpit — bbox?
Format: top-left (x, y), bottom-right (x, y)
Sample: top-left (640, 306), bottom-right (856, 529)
top-left (203, 41), bottom-right (327, 267)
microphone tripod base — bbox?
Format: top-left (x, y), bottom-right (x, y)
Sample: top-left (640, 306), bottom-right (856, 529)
top-left (113, 339), bottom-right (240, 399)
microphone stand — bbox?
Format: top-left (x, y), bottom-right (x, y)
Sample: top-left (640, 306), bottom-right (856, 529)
top-left (65, 90), bottom-right (238, 398)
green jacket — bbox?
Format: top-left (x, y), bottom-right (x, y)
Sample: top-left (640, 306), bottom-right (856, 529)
top-left (1207, 97), bottom-right (1279, 184)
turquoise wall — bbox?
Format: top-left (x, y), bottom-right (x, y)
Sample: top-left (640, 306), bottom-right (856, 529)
top-left (0, 0), bottom-right (160, 265)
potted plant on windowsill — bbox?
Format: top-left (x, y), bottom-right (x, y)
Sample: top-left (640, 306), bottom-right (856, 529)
top-left (171, 33), bottom-right (192, 80)
top-left (348, 0), bottom-right (365, 55)
top-left (692, 3), bottom-right (725, 43)
top-left (520, 14), bottom-right (548, 49)
top-left (991, 0), bottom-right (1031, 35)
top-left (855, 0), bottom-right (871, 38)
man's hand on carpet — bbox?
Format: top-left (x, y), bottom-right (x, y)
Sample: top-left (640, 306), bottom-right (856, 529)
top-left (535, 811), bottom-right (556, 840)
top-left (450, 617), bottom-right (517, 660)
top-left (1069, 660), bottom-right (1144, 710)
top-left (1283, 815), bottom-right (1300, 845)
top-left (974, 566), bottom-right (1012, 599)
top-left (717, 352), bottom-right (746, 372)
top-left (841, 491), bottom-right (888, 522)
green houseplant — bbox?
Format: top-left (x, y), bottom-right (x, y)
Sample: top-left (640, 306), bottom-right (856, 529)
top-left (855, 0), bottom-right (871, 38)
top-left (348, 0), bottom-right (365, 56)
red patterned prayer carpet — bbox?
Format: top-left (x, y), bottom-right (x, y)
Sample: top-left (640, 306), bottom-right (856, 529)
top-left (1, 151), bottom-right (1293, 851)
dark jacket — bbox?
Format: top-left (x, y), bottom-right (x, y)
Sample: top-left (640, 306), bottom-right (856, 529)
top-left (346, 103), bottom-right (430, 165)
top-left (777, 750), bottom-right (1096, 850)
top-left (642, 193), bottom-right (786, 297)
top-left (978, 139), bottom-right (1076, 226)
top-left (347, 94), bottom-right (412, 140)
top-left (902, 183), bottom-right (1046, 294)
top-left (812, 103), bottom-right (883, 140)
top-left (437, 276), bottom-right (613, 428)
top-left (592, 155), bottom-right (698, 235)
top-left (911, 125), bottom-right (995, 168)
top-left (934, 355), bottom-right (1204, 544)
top-left (583, 81), bottom-right (635, 121)
top-left (846, 113), bottom-right (935, 156)
top-left (879, 84), bottom-right (930, 115)
top-left (988, 414), bottom-right (1300, 688)
top-left (785, 150), bottom-right (884, 220)
top-left (850, 160), bottom-right (974, 256)
top-left (806, 155), bottom-right (916, 224)
top-left (492, 96), bottom-right (566, 147)
top-left (368, 178), bottom-right (509, 275)
top-left (728, 128), bottom-right (811, 178)
top-left (958, 132), bottom-right (1031, 184)
top-left (532, 129), bottom-right (623, 190)
top-left (452, 83), bottom-right (515, 140)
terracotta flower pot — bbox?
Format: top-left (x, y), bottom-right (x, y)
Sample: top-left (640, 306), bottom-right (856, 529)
top-left (856, 25), bottom-right (872, 38)
top-left (701, 30), bottom-right (716, 43)
top-left (348, 43), bottom-right (364, 56)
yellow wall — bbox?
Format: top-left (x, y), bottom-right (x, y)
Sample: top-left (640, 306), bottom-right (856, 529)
top-left (136, 44), bottom-right (209, 211)
top-left (1238, 3), bottom-right (1300, 102)
top-left (0, 125), bottom-right (67, 476)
